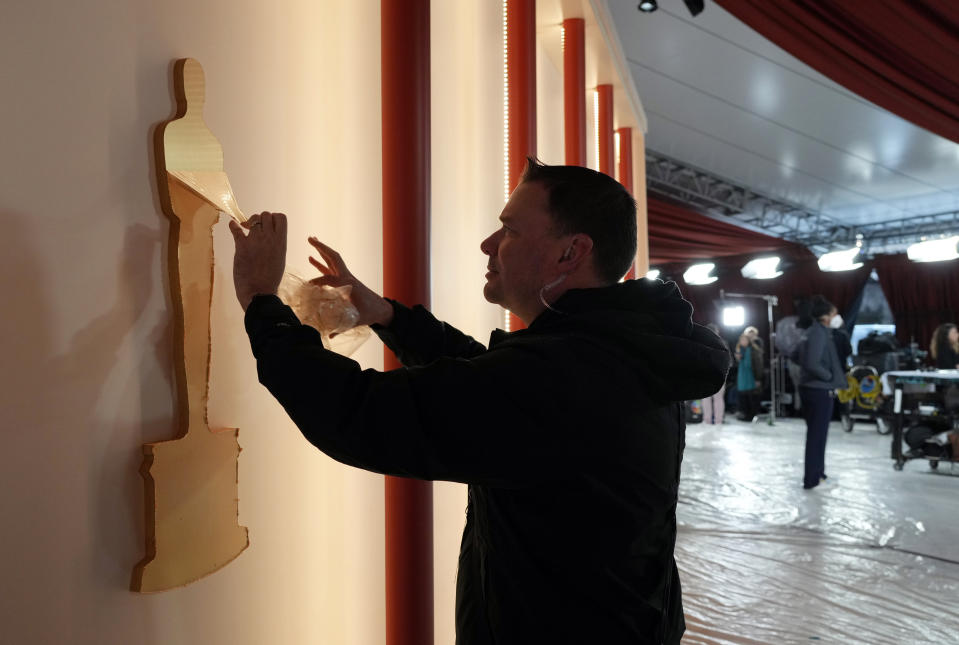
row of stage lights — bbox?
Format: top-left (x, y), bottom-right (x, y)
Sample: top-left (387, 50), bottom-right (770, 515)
top-left (644, 235), bottom-right (959, 286)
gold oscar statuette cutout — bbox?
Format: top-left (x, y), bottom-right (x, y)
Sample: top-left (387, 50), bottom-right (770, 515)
top-left (132, 58), bottom-right (249, 592)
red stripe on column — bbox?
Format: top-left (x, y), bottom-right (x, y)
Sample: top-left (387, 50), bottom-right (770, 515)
top-left (507, 0), bottom-right (536, 191)
top-left (597, 84), bottom-right (614, 176)
top-left (507, 0), bottom-right (537, 332)
top-left (616, 127), bottom-right (637, 279)
top-left (563, 18), bottom-right (586, 166)
top-left (381, 1), bottom-right (433, 644)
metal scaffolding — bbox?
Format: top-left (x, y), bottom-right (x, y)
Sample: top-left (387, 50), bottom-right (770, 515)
top-left (645, 149), bottom-right (959, 256)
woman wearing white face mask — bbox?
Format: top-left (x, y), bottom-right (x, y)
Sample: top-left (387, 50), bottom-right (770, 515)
top-left (796, 296), bottom-right (848, 490)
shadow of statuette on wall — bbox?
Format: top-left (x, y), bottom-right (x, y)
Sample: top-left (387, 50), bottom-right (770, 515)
top-left (131, 58), bottom-right (249, 593)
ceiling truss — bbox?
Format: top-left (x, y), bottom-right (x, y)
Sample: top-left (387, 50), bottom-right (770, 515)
top-left (645, 149), bottom-right (958, 256)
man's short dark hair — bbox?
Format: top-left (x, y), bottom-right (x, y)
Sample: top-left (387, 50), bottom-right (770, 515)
top-left (521, 157), bottom-right (637, 284)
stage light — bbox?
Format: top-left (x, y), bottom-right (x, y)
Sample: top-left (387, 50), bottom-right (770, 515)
top-left (722, 305), bottom-right (745, 327)
top-left (645, 269), bottom-right (661, 281)
top-left (818, 246), bottom-right (862, 272)
top-left (684, 262), bottom-right (717, 285)
top-left (638, 1), bottom-right (658, 13)
top-left (906, 236), bottom-right (959, 262)
top-left (741, 256), bottom-right (782, 279)
top-left (683, 0), bottom-right (704, 16)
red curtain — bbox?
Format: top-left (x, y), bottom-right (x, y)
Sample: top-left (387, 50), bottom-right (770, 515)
top-left (874, 254), bottom-right (959, 349)
top-left (648, 196), bottom-right (809, 264)
top-left (716, 0), bottom-right (959, 143)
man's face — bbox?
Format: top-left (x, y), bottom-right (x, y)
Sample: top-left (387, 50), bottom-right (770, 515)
top-left (480, 181), bottom-right (568, 316)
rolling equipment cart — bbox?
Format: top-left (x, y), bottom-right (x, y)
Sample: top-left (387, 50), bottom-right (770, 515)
top-left (881, 370), bottom-right (959, 472)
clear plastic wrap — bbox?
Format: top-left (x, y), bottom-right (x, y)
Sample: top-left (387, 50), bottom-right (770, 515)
top-left (277, 273), bottom-right (371, 356)
top-left (677, 419), bottom-right (959, 644)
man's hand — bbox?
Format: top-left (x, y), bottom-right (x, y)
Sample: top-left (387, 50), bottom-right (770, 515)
top-left (229, 212), bottom-right (288, 311)
top-left (307, 237), bottom-right (394, 327)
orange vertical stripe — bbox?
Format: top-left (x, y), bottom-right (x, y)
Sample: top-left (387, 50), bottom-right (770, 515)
top-left (616, 126), bottom-right (637, 279)
top-left (563, 18), bottom-right (586, 166)
top-left (597, 84), bottom-right (614, 176)
top-left (507, 0), bottom-right (537, 331)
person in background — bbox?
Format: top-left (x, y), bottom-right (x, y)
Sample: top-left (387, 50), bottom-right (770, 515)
top-left (930, 323), bottom-right (959, 369)
top-left (734, 331), bottom-right (764, 421)
top-left (702, 323), bottom-right (727, 425)
top-left (776, 313), bottom-right (804, 414)
top-left (744, 325), bottom-right (764, 349)
top-left (796, 295), bottom-right (847, 490)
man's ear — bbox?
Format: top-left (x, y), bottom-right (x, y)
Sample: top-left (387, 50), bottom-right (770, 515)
top-left (559, 234), bottom-right (593, 266)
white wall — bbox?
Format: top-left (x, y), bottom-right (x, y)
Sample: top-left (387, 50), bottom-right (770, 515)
top-left (0, 1), bottom-right (389, 643)
top-left (537, 33), bottom-right (566, 165)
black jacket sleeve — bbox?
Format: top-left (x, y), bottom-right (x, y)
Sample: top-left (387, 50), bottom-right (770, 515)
top-left (371, 298), bottom-right (487, 366)
top-left (244, 295), bottom-right (596, 488)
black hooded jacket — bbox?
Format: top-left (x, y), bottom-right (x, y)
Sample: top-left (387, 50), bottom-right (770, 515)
top-left (245, 279), bottom-right (730, 644)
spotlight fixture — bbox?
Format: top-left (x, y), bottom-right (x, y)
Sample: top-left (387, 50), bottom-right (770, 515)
top-left (722, 305), bottom-right (745, 327)
top-left (741, 256), bottom-right (783, 279)
top-left (907, 236), bottom-right (959, 262)
top-left (683, 0), bottom-right (704, 16)
top-left (645, 268), bottom-right (661, 281)
top-left (818, 246), bottom-right (862, 272)
top-left (638, 0), bottom-right (703, 16)
top-left (684, 262), bottom-right (717, 285)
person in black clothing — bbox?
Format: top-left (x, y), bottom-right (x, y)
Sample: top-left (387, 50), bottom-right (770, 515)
top-left (229, 159), bottom-right (730, 644)
top-left (796, 296), bottom-right (847, 490)
top-left (930, 323), bottom-right (959, 369)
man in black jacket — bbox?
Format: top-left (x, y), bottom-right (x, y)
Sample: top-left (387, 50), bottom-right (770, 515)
top-left (230, 159), bottom-right (730, 644)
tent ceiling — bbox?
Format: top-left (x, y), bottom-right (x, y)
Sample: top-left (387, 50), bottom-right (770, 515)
top-left (607, 0), bottom-right (959, 255)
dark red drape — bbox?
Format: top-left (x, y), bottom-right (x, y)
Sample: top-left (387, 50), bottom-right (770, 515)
top-left (716, 0), bottom-right (959, 143)
top-left (648, 196), bottom-right (810, 264)
top-left (874, 253), bottom-right (959, 350)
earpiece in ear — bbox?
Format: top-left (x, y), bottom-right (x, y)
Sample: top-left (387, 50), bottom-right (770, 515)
top-left (561, 245), bottom-right (573, 261)
top-left (543, 273), bottom-right (567, 290)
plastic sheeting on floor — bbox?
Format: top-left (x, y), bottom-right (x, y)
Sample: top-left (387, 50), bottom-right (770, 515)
top-left (677, 417), bottom-right (959, 644)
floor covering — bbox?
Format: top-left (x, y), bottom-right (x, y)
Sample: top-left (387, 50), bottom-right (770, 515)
top-left (677, 416), bottom-right (959, 644)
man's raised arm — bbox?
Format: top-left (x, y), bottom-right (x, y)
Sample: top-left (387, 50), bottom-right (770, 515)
top-left (230, 213), bottom-right (486, 367)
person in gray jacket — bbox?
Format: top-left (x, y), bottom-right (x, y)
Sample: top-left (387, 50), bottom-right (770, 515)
top-left (796, 295), bottom-right (847, 489)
